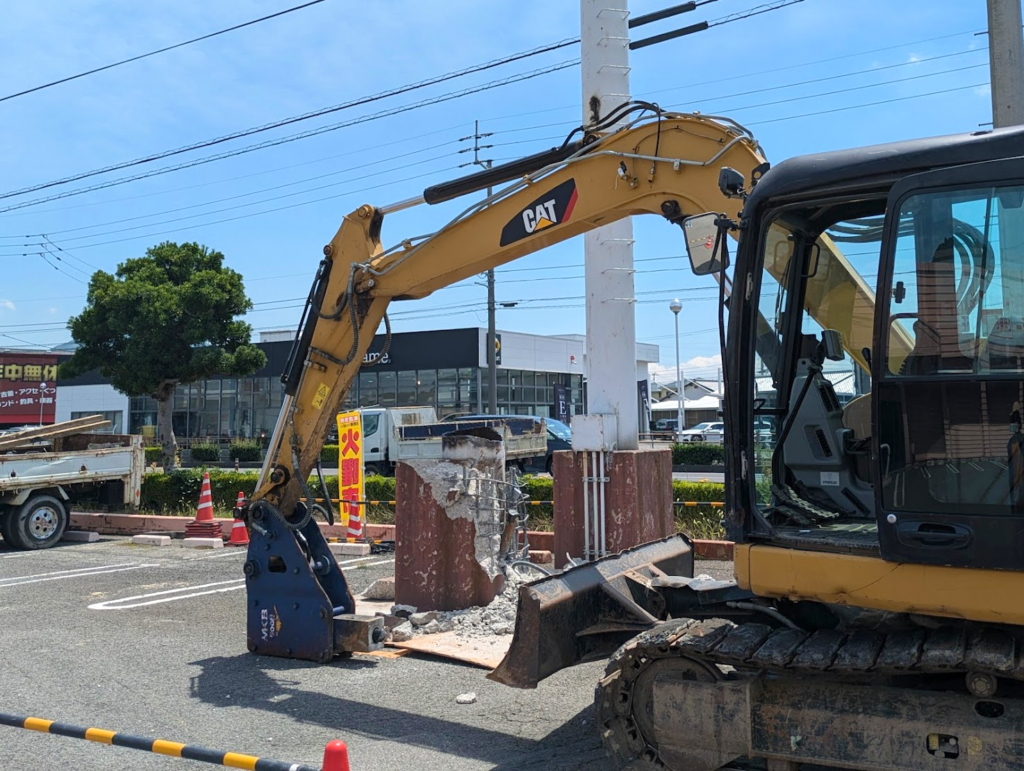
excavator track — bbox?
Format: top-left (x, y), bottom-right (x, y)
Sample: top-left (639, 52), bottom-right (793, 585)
top-left (596, 617), bottom-right (1024, 770)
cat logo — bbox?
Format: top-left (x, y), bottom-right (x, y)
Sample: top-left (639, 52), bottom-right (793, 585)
top-left (500, 179), bottom-right (578, 246)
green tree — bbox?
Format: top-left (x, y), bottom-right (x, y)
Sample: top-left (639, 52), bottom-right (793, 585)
top-left (60, 241), bottom-right (267, 470)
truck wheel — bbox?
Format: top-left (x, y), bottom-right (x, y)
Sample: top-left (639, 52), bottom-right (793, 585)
top-left (0, 506), bottom-right (19, 550)
top-left (364, 464), bottom-right (383, 478)
top-left (11, 495), bottom-right (68, 550)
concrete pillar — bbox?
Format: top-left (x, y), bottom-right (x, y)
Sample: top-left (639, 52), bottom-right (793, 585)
top-left (581, 0), bottom-right (638, 449)
top-left (552, 448), bottom-right (674, 569)
top-left (394, 431), bottom-right (509, 611)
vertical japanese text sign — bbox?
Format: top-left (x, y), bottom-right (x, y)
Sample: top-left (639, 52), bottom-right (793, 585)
top-left (336, 411), bottom-right (364, 537)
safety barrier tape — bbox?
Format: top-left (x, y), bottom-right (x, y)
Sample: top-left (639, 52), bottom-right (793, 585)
top-left (304, 498), bottom-right (724, 508)
top-left (0, 711), bottom-right (320, 771)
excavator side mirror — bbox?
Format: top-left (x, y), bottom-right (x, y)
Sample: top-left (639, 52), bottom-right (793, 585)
top-left (683, 212), bottom-right (728, 276)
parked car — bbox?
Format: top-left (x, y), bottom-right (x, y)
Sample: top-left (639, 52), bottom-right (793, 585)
top-left (441, 413), bottom-right (571, 474)
top-left (653, 418), bottom-right (678, 432)
top-left (676, 421), bottom-right (725, 443)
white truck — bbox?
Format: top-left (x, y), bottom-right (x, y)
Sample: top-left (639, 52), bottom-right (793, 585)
top-left (0, 416), bottom-right (144, 550)
top-left (356, 407), bottom-right (547, 476)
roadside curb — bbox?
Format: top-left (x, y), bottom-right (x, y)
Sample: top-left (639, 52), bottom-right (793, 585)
top-left (68, 513), bottom-right (734, 560)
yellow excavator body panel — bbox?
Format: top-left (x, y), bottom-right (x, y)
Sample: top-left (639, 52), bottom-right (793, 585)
top-left (735, 543), bottom-right (1024, 626)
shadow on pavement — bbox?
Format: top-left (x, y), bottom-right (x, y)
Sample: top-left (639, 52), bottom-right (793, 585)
top-left (188, 654), bottom-right (612, 769)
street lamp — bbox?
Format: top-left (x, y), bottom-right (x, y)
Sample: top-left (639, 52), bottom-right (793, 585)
top-left (669, 300), bottom-right (685, 439)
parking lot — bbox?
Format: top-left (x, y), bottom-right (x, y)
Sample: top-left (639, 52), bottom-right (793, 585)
top-left (0, 535), bottom-right (732, 770)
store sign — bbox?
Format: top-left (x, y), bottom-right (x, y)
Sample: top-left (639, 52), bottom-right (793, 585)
top-left (0, 354), bottom-right (57, 424)
top-left (362, 350), bottom-right (391, 365)
top-left (553, 383), bottom-right (569, 423)
top-left (336, 410), bottom-right (364, 535)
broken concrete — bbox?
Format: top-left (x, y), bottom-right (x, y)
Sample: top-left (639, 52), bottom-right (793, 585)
top-left (362, 576), bottom-right (396, 601)
top-left (394, 430), bottom-right (511, 611)
top-left (390, 621), bottom-right (414, 642)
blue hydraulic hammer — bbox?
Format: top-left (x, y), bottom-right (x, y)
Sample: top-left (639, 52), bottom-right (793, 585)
top-left (242, 499), bottom-right (385, 663)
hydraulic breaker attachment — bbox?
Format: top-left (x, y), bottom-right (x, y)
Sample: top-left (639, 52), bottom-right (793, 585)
top-left (243, 501), bottom-right (385, 663)
top-left (489, 534), bottom-right (695, 688)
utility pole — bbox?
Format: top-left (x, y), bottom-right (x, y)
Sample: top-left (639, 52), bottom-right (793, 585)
top-left (581, 0), bottom-right (638, 449)
top-left (987, 0), bottom-right (1024, 316)
top-left (988, 0), bottom-right (1024, 128)
top-left (462, 121), bottom-right (498, 413)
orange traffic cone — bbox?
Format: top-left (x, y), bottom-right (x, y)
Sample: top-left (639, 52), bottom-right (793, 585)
top-left (346, 501), bottom-right (363, 542)
top-left (184, 471), bottom-right (223, 539)
top-left (228, 517), bottom-right (249, 546)
top-left (235, 491), bottom-right (245, 509)
top-left (322, 740), bottom-right (350, 771)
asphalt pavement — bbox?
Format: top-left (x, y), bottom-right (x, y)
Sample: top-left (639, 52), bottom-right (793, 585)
top-left (0, 534), bottom-right (735, 771)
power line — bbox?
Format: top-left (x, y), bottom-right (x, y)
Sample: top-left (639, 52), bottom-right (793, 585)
top-left (0, 121), bottom-right (474, 219)
top-left (0, 0), bottom-right (329, 104)
top-left (706, 0), bottom-right (805, 26)
top-left (7, 139), bottom-right (460, 239)
top-left (0, 40), bottom-right (578, 203)
top-left (0, 163), bottom-right (463, 254)
top-left (482, 28), bottom-right (983, 126)
top-left (0, 59), bottom-right (578, 214)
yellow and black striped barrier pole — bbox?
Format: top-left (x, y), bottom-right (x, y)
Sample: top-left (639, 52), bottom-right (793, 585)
top-left (0, 712), bottom-right (323, 770)
top-left (305, 498), bottom-right (724, 508)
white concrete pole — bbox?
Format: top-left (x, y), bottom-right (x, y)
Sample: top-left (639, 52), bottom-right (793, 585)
top-left (987, 0), bottom-right (1024, 316)
top-left (988, 0), bottom-right (1024, 128)
top-left (670, 299), bottom-right (682, 438)
top-left (581, 0), bottom-right (638, 450)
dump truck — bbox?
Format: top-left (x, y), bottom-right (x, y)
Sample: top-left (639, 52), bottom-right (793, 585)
top-left (0, 415), bottom-right (144, 550)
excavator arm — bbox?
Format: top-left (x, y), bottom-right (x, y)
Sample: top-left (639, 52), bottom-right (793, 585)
top-left (243, 110), bottom-right (767, 662)
top-left (253, 111), bottom-right (766, 517)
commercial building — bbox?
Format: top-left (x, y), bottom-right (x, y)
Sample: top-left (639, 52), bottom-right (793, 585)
top-left (55, 328), bottom-right (659, 443)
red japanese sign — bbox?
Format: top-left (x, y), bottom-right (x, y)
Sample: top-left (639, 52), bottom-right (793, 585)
top-left (0, 353), bottom-right (58, 426)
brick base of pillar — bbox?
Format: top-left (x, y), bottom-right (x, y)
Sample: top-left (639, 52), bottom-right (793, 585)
top-left (552, 448), bottom-right (673, 569)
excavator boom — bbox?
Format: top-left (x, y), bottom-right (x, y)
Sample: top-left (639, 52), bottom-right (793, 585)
top-left (241, 109), bottom-right (768, 662)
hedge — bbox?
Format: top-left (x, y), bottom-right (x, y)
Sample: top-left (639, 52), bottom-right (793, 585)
top-left (229, 439), bottom-right (262, 462)
top-left (144, 446), bottom-right (163, 464)
top-left (320, 445), bottom-right (339, 462)
top-left (137, 470), bottom-right (728, 538)
top-left (189, 442), bottom-right (220, 462)
top-left (670, 442), bottom-right (725, 466)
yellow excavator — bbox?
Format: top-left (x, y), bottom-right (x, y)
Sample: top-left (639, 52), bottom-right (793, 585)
top-left (241, 102), bottom-right (1024, 770)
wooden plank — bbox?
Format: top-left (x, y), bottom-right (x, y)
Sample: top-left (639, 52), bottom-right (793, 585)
top-left (0, 416), bottom-right (111, 450)
top-left (360, 648), bottom-right (410, 660)
top-left (389, 631), bottom-right (510, 670)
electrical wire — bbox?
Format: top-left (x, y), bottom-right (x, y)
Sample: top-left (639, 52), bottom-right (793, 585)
top-left (7, 139), bottom-right (460, 238)
top-left (0, 0), bottom-right (329, 104)
top-left (0, 40), bottom-right (579, 202)
top-left (0, 59), bottom-right (578, 215)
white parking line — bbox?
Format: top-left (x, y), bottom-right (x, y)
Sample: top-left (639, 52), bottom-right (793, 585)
top-left (0, 563), bottom-right (157, 588)
top-left (88, 578), bottom-right (246, 610)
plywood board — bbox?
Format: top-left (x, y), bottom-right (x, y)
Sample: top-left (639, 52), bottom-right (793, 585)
top-left (389, 631), bottom-right (511, 670)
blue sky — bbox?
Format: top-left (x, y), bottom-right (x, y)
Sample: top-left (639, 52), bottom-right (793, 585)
top-left (0, 0), bottom-right (998, 383)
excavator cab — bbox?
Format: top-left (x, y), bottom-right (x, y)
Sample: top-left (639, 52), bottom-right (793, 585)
top-left (497, 127), bottom-right (1024, 771)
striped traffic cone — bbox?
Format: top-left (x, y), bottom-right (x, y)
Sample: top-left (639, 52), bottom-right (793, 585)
top-left (346, 500), bottom-right (363, 542)
top-left (184, 471), bottom-right (223, 539)
top-left (228, 491), bottom-right (249, 546)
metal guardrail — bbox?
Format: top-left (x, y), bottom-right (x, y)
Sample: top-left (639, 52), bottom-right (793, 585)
top-left (0, 711), bottom-right (331, 771)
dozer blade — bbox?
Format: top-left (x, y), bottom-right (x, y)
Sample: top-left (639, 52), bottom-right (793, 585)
top-left (489, 534), bottom-right (694, 688)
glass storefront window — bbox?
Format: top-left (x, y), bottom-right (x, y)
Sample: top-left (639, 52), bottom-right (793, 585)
top-left (378, 371), bottom-right (397, 407)
top-left (359, 372), bottom-right (378, 407)
top-left (417, 369), bottom-right (436, 406)
top-left (398, 371), bottom-right (417, 406)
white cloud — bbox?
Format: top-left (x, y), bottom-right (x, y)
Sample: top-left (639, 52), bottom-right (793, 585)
top-left (48, 307), bottom-right (57, 315)
top-left (0, 299), bottom-right (14, 312)
top-left (649, 353), bottom-right (723, 382)
top-left (975, 84), bottom-right (992, 98)
top-left (907, 54), bottom-right (921, 63)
